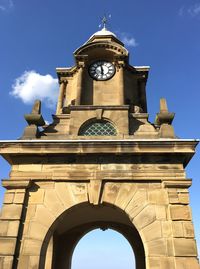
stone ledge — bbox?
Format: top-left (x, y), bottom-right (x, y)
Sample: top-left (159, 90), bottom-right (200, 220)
top-left (1, 180), bottom-right (31, 190)
top-left (162, 180), bottom-right (192, 189)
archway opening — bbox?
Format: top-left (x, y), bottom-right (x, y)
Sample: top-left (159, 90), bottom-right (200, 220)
top-left (71, 228), bottom-right (135, 269)
top-left (40, 203), bottom-right (145, 269)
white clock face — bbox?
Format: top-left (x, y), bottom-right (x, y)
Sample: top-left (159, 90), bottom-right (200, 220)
top-left (89, 61), bottom-right (115, 80)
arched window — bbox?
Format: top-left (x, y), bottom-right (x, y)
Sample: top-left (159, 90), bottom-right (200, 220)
top-left (79, 119), bottom-right (117, 136)
top-left (72, 228), bottom-right (135, 269)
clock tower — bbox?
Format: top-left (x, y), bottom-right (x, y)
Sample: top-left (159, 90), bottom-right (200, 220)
top-left (0, 25), bottom-right (199, 269)
top-left (31, 25), bottom-right (151, 139)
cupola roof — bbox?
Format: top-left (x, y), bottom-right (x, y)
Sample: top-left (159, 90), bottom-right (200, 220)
top-left (89, 26), bottom-right (117, 39)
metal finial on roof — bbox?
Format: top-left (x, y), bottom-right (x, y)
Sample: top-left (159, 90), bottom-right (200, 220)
top-left (99, 14), bottom-right (111, 30)
top-left (102, 15), bottom-right (107, 29)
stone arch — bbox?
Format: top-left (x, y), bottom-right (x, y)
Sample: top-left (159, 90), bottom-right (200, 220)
top-left (18, 181), bottom-right (171, 268)
top-left (39, 202), bottom-right (146, 269)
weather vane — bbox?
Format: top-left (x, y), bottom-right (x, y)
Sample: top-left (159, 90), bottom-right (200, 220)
top-left (99, 14), bottom-right (111, 29)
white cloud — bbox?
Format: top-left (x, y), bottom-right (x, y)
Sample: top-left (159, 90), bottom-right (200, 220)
top-left (10, 70), bottom-right (59, 109)
top-left (122, 36), bottom-right (138, 47)
top-left (179, 3), bottom-right (200, 17)
top-left (0, 0), bottom-right (13, 11)
top-left (188, 3), bottom-right (200, 17)
top-left (117, 32), bottom-right (138, 47)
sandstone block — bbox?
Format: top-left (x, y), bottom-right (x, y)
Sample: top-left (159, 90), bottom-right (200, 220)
top-left (55, 182), bottom-right (75, 208)
top-left (0, 256), bottom-right (13, 269)
top-left (28, 221), bottom-right (48, 241)
top-left (146, 257), bottom-right (160, 269)
top-left (183, 221), bottom-right (194, 238)
top-left (44, 189), bottom-right (65, 216)
top-left (175, 257), bottom-right (200, 269)
top-left (0, 221), bottom-right (8, 236)
top-left (161, 257), bottom-right (175, 269)
top-left (150, 182), bottom-right (161, 189)
top-left (162, 221), bottom-right (172, 237)
top-left (13, 192), bottom-right (25, 204)
top-left (4, 192), bottom-right (14, 204)
top-left (18, 164), bottom-right (42, 172)
top-left (168, 191), bottom-right (179, 204)
top-left (177, 188), bottom-right (189, 193)
top-left (29, 189), bottom-right (44, 204)
top-left (142, 221), bottom-right (162, 242)
top-left (172, 221), bottom-right (183, 237)
top-left (88, 180), bottom-right (102, 205)
top-left (101, 183), bottom-right (121, 204)
top-left (100, 163), bottom-right (129, 170)
top-left (155, 205), bottom-right (167, 220)
top-left (134, 205), bottom-right (156, 229)
top-left (148, 189), bottom-right (168, 205)
top-left (0, 204), bottom-right (22, 220)
top-left (147, 257), bottom-right (175, 269)
top-left (18, 255), bottom-right (29, 269)
top-left (169, 205), bottom-right (191, 220)
top-left (26, 205), bottom-right (36, 221)
top-left (34, 205), bottom-right (55, 227)
top-left (125, 190), bottom-right (147, 219)
top-left (70, 183), bottom-right (88, 203)
top-left (22, 221), bottom-right (29, 237)
top-left (178, 193), bottom-right (189, 204)
top-left (0, 238), bottom-right (16, 255)
top-left (29, 255), bottom-right (40, 268)
top-left (173, 238), bottom-right (197, 256)
top-left (114, 183), bottom-right (137, 210)
top-left (22, 239), bottom-right (42, 255)
top-left (167, 238), bottom-right (174, 256)
top-left (37, 181), bottom-right (55, 189)
top-left (7, 221), bottom-right (20, 236)
top-left (146, 238), bottom-right (168, 256)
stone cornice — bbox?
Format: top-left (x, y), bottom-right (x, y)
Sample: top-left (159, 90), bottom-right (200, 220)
top-left (74, 40), bottom-right (128, 57)
top-left (0, 139), bottom-right (198, 146)
top-left (0, 139), bottom-right (198, 167)
top-left (56, 66), bottom-right (78, 79)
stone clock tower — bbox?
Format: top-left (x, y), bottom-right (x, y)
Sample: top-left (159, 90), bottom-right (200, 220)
top-left (0, 25), bottom-right (199, 269)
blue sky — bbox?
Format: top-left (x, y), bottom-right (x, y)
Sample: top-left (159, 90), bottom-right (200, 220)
top-left (72, 229), bottom-right (135, 269)
top-left (0, 0), bottom-right (200, 266)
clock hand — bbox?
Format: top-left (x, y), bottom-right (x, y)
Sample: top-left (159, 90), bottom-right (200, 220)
top-left (100, 65), bottom-right (104, 75)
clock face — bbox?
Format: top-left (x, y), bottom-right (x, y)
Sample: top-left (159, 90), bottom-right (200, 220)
top-left (89, 61), bottom-right (115, 80)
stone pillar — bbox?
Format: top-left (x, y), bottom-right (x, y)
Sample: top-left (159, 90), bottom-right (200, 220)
top-left (56, 80), bottom-right (67, 114)
top-left (164, 181), bottom-right (199, 269)
top-left (75, 66), bottom-right (84, 105)
top-left (118, 65), bottom-right (124, 105)
top-left (0, 180), bottom-right (30, 269)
